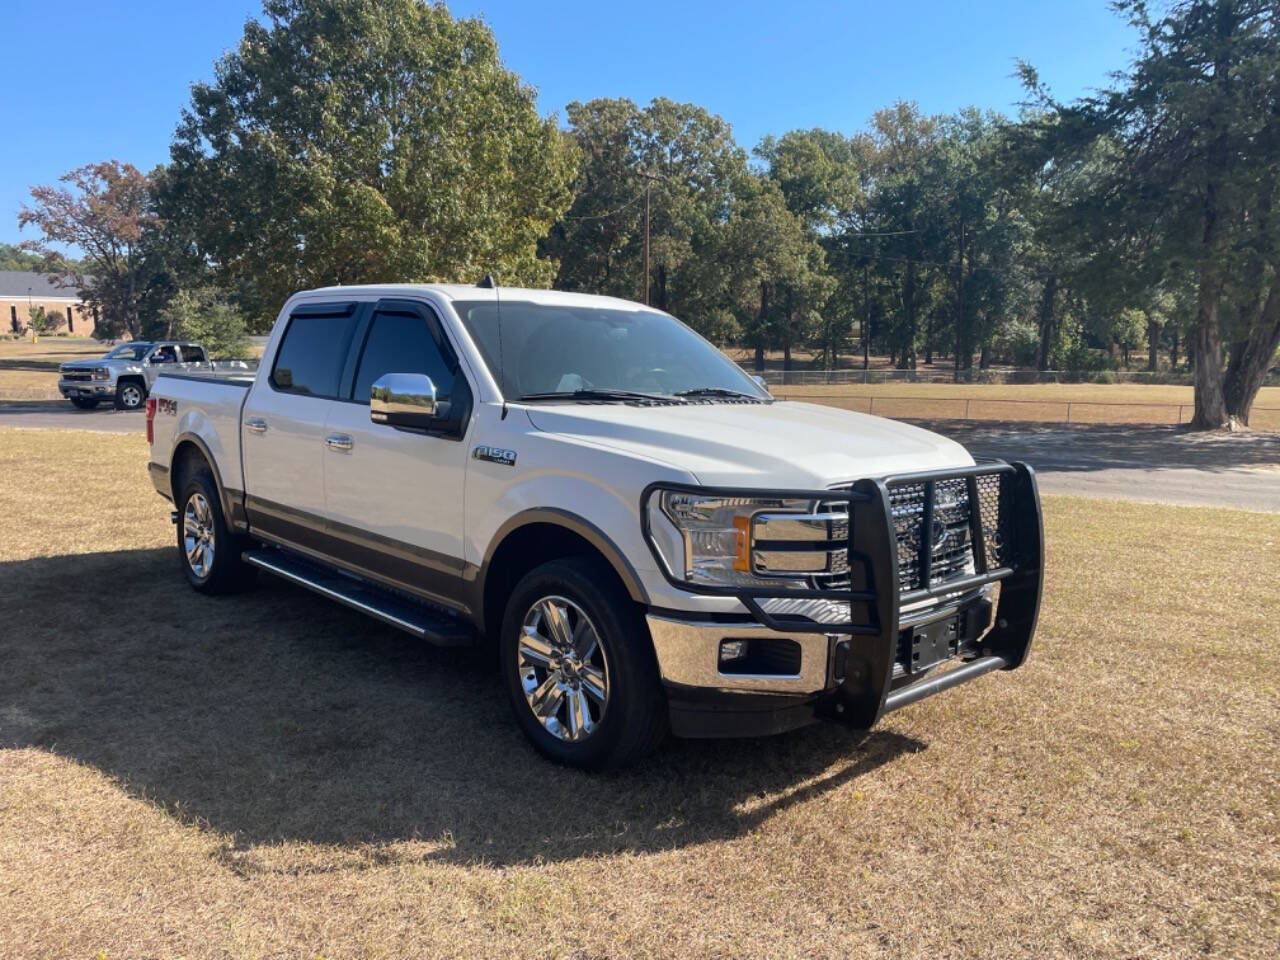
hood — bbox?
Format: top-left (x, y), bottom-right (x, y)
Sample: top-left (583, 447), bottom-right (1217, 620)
top-left (59, 361), bottom-right (105, 372)
top-left (524, 400), bottom-right (973, 488)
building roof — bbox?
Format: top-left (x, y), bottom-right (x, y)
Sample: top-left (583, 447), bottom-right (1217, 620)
top-left (0, 270), bottom-right (83, 300)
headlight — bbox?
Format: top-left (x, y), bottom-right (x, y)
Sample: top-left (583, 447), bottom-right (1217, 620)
top-left (93, 367), bottom-right (110, 380)
top-left (648, 489), bottom-right (842, 589)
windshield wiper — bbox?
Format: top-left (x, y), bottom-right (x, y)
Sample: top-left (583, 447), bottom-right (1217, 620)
top-left (674, 387), bottom-right (764, 400)
top-left (517, 388), bottom-right (677, 404)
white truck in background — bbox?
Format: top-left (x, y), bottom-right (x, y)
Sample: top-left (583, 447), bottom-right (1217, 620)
top-left (146, 282), bottom-right (1043, 770)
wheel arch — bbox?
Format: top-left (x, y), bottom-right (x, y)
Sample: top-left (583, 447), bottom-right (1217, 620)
top-left (476, 509), bottom-right (650, 642)
top-left (169, 433), bottom-right (244, 531)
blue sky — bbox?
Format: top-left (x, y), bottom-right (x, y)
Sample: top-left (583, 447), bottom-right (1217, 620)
top-left (0, 1), bottom-right (1140, 249)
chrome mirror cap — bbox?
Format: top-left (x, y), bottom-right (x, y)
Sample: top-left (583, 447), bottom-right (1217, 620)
top-left (371, 372), bottom-right (438, 427)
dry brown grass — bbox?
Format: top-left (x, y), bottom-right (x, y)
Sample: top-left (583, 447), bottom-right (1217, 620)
top-left (779, 381), bottom-right (1280, 429)
top-left (1, 427), bottom-right (1277, 958)
top-left (0, 339), bottom-right (105, 398)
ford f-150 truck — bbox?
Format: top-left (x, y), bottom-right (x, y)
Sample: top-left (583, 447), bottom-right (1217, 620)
top-left (58, 340), bottom-right (248, 410)
top-left (147, 283), bottom-right (1043, 770)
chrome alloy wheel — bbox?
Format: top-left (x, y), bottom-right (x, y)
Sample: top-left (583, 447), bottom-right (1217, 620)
top-left (183, 492), bottom-right (216, 579)
top-left (517, 596), bottom-right (610, 742)
top-left (119, 383), bottom-right (143, 408)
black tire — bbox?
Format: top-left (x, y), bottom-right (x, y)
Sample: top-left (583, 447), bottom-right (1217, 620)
top-left (115, 379), bottom-right (146, 410)
top-left (176, 463), bottom-right (254, 594)
top-left (499, 556), bottom-right (666, 770)
top-left (69, 397), bottom-right (100, 410)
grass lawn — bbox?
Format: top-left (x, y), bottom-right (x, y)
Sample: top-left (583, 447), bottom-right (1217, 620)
top-left (0, 338), bottom-right (106, 398)
top-left (1, 428), bottom-right (1277, 958)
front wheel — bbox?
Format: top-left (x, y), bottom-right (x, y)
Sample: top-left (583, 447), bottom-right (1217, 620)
top-left (499, 557), bottom-right (666, 770)
top-left (115, 380), bottom-right (145, 410)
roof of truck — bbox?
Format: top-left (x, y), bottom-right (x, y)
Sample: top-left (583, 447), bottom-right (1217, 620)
top-left (294, 283), bottom-right (654, 312)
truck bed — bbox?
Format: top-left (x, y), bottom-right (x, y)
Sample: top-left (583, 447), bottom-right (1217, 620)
top-left (149, 370), bottom-right (254, 501)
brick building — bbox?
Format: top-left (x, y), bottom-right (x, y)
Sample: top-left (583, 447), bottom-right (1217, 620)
top-left (0, 270), bottom-right (92, 335)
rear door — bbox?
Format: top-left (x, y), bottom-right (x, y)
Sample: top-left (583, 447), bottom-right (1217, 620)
top-left (242, 301), bottom-right (362, 553)
top-left (321, 298), bottom-right (474, 609)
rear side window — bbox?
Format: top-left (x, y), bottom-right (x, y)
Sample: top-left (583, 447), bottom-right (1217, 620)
top-left (181, 345), bottom-right (206, 363)
top-left (351, 310), bottom-right (458, 409)
top-left (271, 306), bottom-right (359, 397)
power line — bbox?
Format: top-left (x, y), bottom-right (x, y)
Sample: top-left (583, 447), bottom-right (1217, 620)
top-left (561, 190), bottom-right (647, 222)
top-left (842, 229), bottom-right (918, 237)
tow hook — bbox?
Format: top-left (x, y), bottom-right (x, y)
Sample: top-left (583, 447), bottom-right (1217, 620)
top-left (170, 510), bottom-right (179, 525)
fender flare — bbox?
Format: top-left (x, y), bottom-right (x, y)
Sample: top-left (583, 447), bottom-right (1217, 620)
top-left (169, 432), bottom-right (247, 531)
top-left (475, 507), bottom-right (650, 608)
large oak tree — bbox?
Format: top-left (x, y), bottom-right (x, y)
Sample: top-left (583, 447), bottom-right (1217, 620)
top-left (165, 0), bottom-right (577, 325)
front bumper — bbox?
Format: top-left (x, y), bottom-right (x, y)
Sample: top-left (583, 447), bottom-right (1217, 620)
top-left (642, 460), bottom-right (1044, 737)
top-left (58, 378), bottom-right (113, 398)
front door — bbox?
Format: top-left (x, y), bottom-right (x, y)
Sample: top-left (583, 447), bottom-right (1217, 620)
top-left (321, 299), bottom-right (474, 610)
top-left (242, 301), bottom-right (362, 552)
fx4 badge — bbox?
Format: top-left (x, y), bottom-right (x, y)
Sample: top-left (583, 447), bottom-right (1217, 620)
top-left (473, 445), bottom-right (517, 466)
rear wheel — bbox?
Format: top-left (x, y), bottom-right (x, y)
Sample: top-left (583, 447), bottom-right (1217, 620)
top-left (69, 397), bottom-right (100, 410)
top-left (116, 379), bottom-right (146, 410)
top-left (499, 557), bottom-right (666, 770)
top-left (177, 464), bottom-right (253, 594)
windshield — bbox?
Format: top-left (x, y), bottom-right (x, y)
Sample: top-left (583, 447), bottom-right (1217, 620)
top-left (452, 301), bottom-right (768, 402)
top-left (103, 344), bottom-right (150, 361)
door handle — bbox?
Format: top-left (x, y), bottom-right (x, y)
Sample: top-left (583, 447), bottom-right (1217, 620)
top-left (325, 433), bottom-right (354, 452)
top-left (245, 418), bottom-right (268, 434)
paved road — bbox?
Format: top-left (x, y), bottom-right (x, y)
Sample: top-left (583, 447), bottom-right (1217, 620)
top-left (917, 419), bottom-right (1280, 512)
top-left (0, 402), bottom-right (143, 433)
top-left (3, 402), bottom-right (1278, 511)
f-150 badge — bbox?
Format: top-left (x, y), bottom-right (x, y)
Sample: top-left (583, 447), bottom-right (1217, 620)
top-left (473, 445), bottom-right (517, 466)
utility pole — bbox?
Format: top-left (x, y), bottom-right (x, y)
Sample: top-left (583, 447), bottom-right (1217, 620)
top-left (643, 177), bottom-right (651, 305)
top-left (862, 262), bottom-right (870, 370)
top-left (640, 171), bottom-right (662, 306)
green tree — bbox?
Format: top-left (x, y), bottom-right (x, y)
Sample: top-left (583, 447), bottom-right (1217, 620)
top-left (153, 289), bottom-right (251, 358)
top-left (1024, 0), bottom-right (1280, 426)
top-left (27, 306), bottom-right (57, 336)
top-left (166, 0), bottom-right (577, 325)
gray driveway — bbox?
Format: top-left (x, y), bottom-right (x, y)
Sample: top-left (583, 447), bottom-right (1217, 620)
top-left (917, 420), bottom-right (1280, 512)
top-left (3, 402), bottom-right (1277, 511)
top-left (0, 402), bottom-right (143, 433)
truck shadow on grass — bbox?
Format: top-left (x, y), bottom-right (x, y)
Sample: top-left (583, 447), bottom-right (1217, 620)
top-left (0, 546), bottom-right (920, 870)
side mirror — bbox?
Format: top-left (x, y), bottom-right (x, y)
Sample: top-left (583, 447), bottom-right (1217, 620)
top-left (370, 372), bottom-right (438, 428)
top-left (752, 374), bottom-right (770, 393)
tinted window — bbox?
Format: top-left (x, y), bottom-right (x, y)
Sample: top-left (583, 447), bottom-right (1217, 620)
top-left (271, 309), bottom-right (359, 397)
top-left (181, 345), bottom-right (206, 363)
top-left (352, 310), bottom-right (457, 413)
top-left (105, 343), bottom-right (150, 360)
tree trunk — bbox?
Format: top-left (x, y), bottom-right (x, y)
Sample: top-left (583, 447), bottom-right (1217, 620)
top-left (1170, 328), bottom-right (1179, 370)
top-left (1191, 267), bottom-right (1230, 428)
top-left (1147, 319), bottom-right (1160, 372)
top-left (655, 263), bottom-right (668, 312)
top-left (1037, 272), bottom-right (1057, 371)
top-left (754, 282), bottom-right (769, 371)
top-left (1189, 7), bottom-right (1235, 430)
top-left (979, 342), bottom-right (991, 369)
top-left (1224, 281), bottom-right (1280, 425)
top-left (783, 342), bottom-right (792, 371)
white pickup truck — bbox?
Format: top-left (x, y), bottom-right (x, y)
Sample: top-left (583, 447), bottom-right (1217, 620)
top-left (147, 283), bottom-right (1043, 769)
